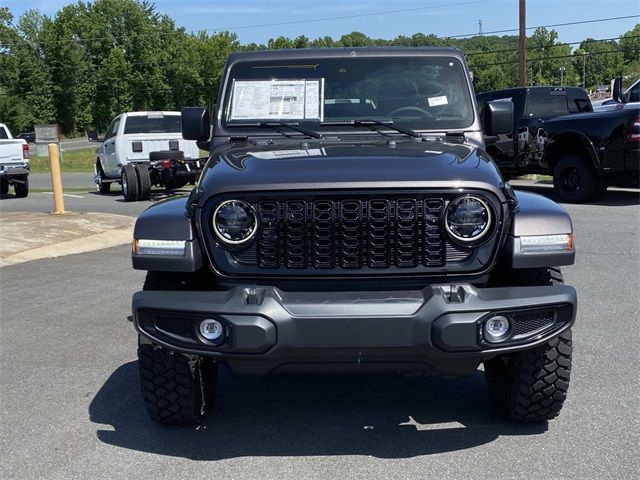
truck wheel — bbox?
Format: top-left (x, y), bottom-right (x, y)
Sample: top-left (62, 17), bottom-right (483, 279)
top-left (14, 178), bottom-right (29, 198)
top-left (484, 330), bottom-right (572, 422)
top-left (95, 162), bottom-right (111, 194)
top-left (138, 342), bottom-right (216, 425)
top-left (484, 267), bottom-right (572, 421)
top-left (553, 155), bottom-right (597, 203)
top-left (0, 178), bottom-right (8, 195)
top-left (135, 164), bottom-right (151, 200)
top-left (121, 164), bottom-right (139, 202)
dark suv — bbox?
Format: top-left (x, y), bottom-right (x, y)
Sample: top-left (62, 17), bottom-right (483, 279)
top-left (130, 48), bottom-right (577, 425)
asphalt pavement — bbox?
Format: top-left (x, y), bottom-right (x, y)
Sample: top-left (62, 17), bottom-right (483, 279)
top-left (29, 172), bottom-right (96, 190)
top-left (0, 184), bottom-right (639, 479)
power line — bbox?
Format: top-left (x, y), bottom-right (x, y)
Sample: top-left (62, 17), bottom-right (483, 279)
top-left (466, 34), bottom-right (639, 57)
top-left (445, 14), bottom-right (640, 38)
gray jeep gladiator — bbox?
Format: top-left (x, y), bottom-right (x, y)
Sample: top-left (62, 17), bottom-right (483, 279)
top-left (131, 48), bottom-right (577, 425)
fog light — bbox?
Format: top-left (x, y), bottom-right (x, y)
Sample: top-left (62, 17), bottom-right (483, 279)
top-left (484, 315), bottom-right (510, 343)
top-left (199, 319), bottom-right (224, 342)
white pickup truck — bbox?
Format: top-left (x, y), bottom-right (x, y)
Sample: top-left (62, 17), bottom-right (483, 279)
top-left (92, 111), bottom-right (203, 201)
top-left (0, 123), bottom-right (30, 198)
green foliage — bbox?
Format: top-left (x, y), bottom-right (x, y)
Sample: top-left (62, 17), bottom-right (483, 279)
top-left (0, 1), bottom-right (638, 134)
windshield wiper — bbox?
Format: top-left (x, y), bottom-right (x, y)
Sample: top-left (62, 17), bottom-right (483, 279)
top-left (227, 121), bottom-right (323, 139)
top-left (321, 119), bottom-right (422, 139)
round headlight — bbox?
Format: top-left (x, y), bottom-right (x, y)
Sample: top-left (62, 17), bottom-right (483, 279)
top-left (445, 195), bottom-right (492, 244)
top-left (213, 200), bottom-right (258, 245)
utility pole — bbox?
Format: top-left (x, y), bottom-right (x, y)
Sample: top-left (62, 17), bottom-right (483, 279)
top-left (560, 65), bottom-right (566, 87)
top-left (478, 20), bottom-right (483, 35)
top-left (582, 52), bottom-right (588, 89)
top-left (519, 0), bottom-right (526, 87)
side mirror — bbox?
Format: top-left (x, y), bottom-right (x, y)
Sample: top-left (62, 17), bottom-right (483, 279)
top-left (483, 101), bottom-right (514, 136)
top-left (182, 107), bottom-right (210, 141)
top-left (612, 77), bottom-right (622, 103)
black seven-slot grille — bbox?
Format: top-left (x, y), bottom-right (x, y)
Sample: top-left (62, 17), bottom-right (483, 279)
top-left (229, 195), bottom-right (474, 270)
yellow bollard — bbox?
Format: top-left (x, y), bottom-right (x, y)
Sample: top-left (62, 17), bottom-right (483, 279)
top-left (48, 143), bottom-right (66, 214)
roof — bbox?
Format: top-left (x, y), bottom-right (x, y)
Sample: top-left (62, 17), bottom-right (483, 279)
top-left (227, 46), bottom-right (466, 63)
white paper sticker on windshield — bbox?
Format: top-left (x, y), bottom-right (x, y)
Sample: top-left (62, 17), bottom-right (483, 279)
top-left (230, 79), bottom-right (323, 120)
top-left (428, 95), bottom-right (448, 107)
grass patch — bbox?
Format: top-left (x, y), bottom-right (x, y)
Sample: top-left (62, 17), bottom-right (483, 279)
top-left (30, 148), bottom-right (95, 173)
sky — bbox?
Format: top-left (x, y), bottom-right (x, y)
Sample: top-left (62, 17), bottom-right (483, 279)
top-left (3, 0), bottom-right (639, 45)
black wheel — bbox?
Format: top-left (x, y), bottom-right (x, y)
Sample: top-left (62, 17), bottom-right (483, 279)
top-left (553, 155), bottom-right (597, 203)
top-left (95, 161), bottom-right (111, 194)
top-left (121, 164), bottom-right (139, 202)
top-left (138, 341), bottom-right (216, 425)
top-left (484, 267), bottom-right (572, 422)
top-left (135, 164), bottom-right (151, 200)
top-left (0, 178), bottom-right (8, 195)
top-left (14, 178), bottom-right (28, 198)
top-left (149, 150), bottom-right (184, 162)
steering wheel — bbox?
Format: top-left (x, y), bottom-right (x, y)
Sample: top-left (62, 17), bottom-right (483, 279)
top-left (388, 106), bottom-right (433, 118)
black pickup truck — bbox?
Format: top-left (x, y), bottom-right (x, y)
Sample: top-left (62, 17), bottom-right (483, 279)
top-left (477, 86), bottom-right (640, 202)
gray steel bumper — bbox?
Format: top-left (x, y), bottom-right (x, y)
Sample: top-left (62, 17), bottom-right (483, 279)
top-left (133, 284), bottom-right (576, 376)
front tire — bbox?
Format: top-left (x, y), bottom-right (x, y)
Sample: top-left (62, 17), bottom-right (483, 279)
top-left (95, 162), bottom-right (111, 194)
top-left (0, 178), bottom-right (8, 195)
top-left (553, 155), bottom-right (597, 203)
top-left (484, 267), bottom-right (572, 421)
top-left (138, 342), bottom-right (216, 425)
top-left (484, 330), bottom-right (572, 422)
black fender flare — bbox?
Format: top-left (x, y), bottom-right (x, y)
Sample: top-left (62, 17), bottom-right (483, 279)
top-left (544, 129), bottom-right (600, 171)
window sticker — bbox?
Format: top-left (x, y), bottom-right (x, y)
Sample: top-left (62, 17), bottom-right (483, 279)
top-left (428, 95), bottom-right (448, 107)
top-left (230, 79), bottom-right (323, 121)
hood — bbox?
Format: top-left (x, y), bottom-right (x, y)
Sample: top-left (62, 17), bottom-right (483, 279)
top-left (196, 139), bottom-right (505, 203)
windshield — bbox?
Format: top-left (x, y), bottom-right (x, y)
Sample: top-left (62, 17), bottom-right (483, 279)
top-left (221, 56), bottom-right (474, 134)
top-left (123, 114), bottom-right (182, 135)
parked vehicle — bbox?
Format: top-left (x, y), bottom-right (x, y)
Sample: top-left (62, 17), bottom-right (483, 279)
top-left (130, 48), bottom-right (577, 425)
top-left (477, 86), bottom-right (640, 202)
top-left (91, 111), bottom-right (204, 201)
top-left (16, 131), bottom-right (35, 143)
top-left (592, 78), bottom-right (639, 112)
top-left (0, 123), bottom-right (30, 198)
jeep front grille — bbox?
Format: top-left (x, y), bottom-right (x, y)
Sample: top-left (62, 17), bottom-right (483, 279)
top-left (249, 196), bottom-right (459, 269)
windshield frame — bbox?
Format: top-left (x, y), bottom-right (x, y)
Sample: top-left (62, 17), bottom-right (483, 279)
top-left (214, 50), bottom-right (480, 139)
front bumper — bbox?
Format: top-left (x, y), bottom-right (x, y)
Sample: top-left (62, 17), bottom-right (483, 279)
top-left (133, 284), bottom-right (576, 376)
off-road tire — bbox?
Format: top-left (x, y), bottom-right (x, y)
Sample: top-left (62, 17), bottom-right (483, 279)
top-left (485, 330), bottom-right (572, 422)
top-left (96, 162), bottom-right (111, 194)
top-left (553, 155), bottom-right (597, 203)
top-left (14, 178), bottom-right (28, 198)
top-left (484, 267), bottom-right (572, 421)
top-left (0, 178), bottom-right (8, 195)
top-left (138, 342), bottom-right (216, 425)
top-left (121, 164), bottom-right (139, 202)
top-left (135, 164), bottom-right (151, 200)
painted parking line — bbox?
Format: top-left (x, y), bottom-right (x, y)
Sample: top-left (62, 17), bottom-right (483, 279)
top-left (43, 192), bottom-right (85, 199)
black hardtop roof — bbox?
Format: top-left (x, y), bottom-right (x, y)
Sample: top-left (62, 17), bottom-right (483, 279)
top-left (227, 46), bottom-right (466, 63)
top-left (477, 86), bottom-right (589, 96)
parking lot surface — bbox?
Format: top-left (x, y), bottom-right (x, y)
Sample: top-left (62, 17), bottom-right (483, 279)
top-left (0, 184), bottom-right (638, 479)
